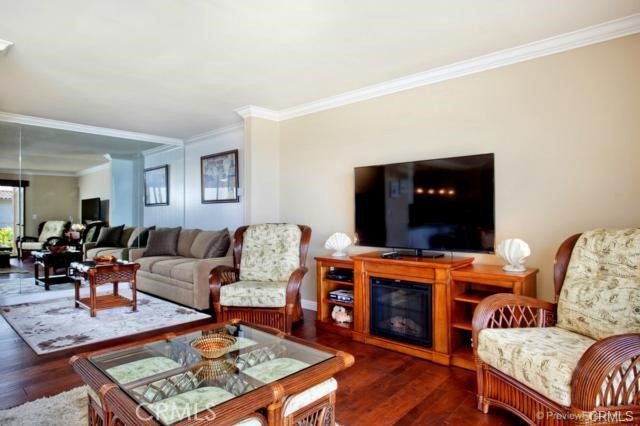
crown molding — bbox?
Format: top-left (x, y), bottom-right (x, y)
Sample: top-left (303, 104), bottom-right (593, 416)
top-left (141, 144), bottom-right (184, 156)
top-left (76, 162), bottom-right (110, 176)
top-left (0, 111), bottom-right (184, 145)
top-left (0, 39), bottom-right (13, 52)
top-left (0, 167), bottom-right (77, 177)
top-left (186, 122), bottom-right (244, 144)
top-left (237, 13), bottom-right (640, 122)
top-left (235, 105), bottom-right (280, 121)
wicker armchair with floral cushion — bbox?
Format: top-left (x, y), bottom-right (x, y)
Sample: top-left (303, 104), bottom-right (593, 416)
top-left (210, 224), bottom-right (312, 334)
top-left (16, 220), bottom-right (71, 259)
top-left (473, 228), bottom-right (640, 425)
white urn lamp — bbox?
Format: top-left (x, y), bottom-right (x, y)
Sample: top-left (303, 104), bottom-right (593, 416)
top-left (496, 238), bottom-right (531, 272)
top-left (324, 232), bottom-right (352, 257)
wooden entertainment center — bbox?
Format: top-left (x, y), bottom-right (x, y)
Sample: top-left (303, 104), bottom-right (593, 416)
top-left (316, 253), bottom-right (537, 370)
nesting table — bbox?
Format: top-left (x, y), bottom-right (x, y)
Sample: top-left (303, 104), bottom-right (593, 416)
top-left (70, 261), bottom-right (140, 317)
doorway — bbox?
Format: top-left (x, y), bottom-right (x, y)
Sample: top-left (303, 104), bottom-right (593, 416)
top-left (0, 184), bottom-right (26, 256)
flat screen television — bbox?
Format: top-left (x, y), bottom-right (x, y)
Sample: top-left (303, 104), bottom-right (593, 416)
top-left (81, 197), bottom-right (101, 223)
top-left (354, 153), bottom-right (495, 254)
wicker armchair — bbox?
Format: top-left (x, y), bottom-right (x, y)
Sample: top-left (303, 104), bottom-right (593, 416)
top-left (16, 220), bottom-right (70, 259)
top-left (473, 229), bottom-right (640, 425)
top-left (210, 224), bottom-right (312, 334)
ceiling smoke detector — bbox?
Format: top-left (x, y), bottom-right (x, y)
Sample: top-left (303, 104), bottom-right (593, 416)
top-left (0, 39), bottom-right (14, 53)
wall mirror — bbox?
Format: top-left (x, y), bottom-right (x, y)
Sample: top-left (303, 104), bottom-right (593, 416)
top-left (0, 121), bottom-right (185, 295)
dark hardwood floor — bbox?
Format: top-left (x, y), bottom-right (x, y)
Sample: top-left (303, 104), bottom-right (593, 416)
top-left (0, 257), bottom-right (520, 424)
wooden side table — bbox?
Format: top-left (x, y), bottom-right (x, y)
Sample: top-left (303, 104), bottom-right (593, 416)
top-left (71, 262), bottom-right (140, 317)
top-left (33, 250), bottom-right (83, 290)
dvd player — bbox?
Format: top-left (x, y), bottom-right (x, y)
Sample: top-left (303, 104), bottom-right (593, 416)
top-left (326, 267), bottom-right (354, 282)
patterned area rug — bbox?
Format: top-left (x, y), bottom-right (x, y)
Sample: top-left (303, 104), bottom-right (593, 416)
top-left (0, 386), bottom-right (345, 426)
top-left (1, 287), bottom-right (211, 354)
top-left (0, 386), bottom-right (88, 426)
top-left (0, 277), bottom-right (73, 297)
top-left (0, 265), bottom-right (27, 275)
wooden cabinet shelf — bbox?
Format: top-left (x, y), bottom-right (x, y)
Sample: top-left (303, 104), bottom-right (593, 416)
top-left (452, 321), bottom-right (473, 331)
top-left (316, 255), bottom-right (538, 372)
top-left (323, 299), bottom-right (354, 308)
top-left (453, 290), bottom-right (495, 304)
top-left (323, 279), bottom-right (354, 286)
top-left (316, 257), bottom-right (355, 338)
top-left (450, 265), bottom-right (538, 370)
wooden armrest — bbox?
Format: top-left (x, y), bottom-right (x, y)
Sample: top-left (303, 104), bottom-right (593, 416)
top-left (472, 293), bottom-right (556, 353)
top-left (572, 333), bottom-right (640, 411)
top-left (285, 266), bottom-right (309, 305)
top-left (209, 265), bottom-right (239, 302)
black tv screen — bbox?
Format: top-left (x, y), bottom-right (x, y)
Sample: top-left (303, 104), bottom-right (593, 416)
top-left (355, 153), bottom-right (495, 253)
top-left (81, 197), bottom-right (101, 223)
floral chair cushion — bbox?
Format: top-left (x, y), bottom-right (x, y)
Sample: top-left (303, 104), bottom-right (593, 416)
top-left (477, 327), bottom-right (595, 406)
top-left (283, 378), bottom-right (337, 416)
top-left (220, 280), bottom-right (288, 308)
top-left (106, 356), bottom-right (198, 403)
top-left (239, 224), bottom-right (301, 282)
top-left (38, 220), bottom-right (66, 242)
top-left (241, 358), bottom-right (310, 383)
top-left (557, 228), bottom-right (640, 340)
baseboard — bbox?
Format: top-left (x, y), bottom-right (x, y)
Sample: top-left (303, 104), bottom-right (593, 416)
top-left (301, 298), bottom-right (317, 311)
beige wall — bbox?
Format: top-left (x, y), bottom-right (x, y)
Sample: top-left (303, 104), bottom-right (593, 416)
top-left (78, 166), bottom-right (111, 221)
top-left (245, 117), bottom-right (280, 224)
top-left (25, 174), bottom-right (79, 236)
top-left (278, 34), bottom-right (640, 302)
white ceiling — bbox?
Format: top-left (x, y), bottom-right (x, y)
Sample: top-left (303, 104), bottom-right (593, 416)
top-left (1, 0), bottom-right (639, 138)
top-left (0, 122), bottom-right (162, 173)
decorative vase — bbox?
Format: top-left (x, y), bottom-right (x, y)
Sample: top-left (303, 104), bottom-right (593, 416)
top-left (496, 238), bottom-right (531, 272)
top-left (324, 232), bottom-right (352, 257)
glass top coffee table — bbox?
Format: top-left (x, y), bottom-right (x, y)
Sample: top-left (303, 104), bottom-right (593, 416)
top-left (71, 320), bottom-right (353, 425)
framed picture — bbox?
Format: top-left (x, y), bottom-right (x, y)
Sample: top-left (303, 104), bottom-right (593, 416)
top-left (144, 165), bottom-right (169, 206)
top-left (201, 149), bottom-right (239, 203)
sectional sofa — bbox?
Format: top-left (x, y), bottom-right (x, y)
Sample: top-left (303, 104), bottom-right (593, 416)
top-left (129, 228), bottom-right (233, 310)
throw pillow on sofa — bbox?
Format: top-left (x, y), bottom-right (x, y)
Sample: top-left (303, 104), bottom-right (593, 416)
top-left (143, 227), bottom-right (181, 257)
top-left (190, 228), bottom-right (230, 259)
top-left (95, 225), bottom-right (124, 248)
top-left (129, 226), bottom-right (156, 247)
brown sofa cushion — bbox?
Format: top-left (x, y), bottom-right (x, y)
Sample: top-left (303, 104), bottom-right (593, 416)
top-left (207, 229), bottom-right (230, 258)
top-left (95, 225), bottom-right (124, 248)
top-left (177, 229), bottom-right (201, 257)
top-left (129, 226), bottom-right (155, 247)
top-left (190, 229), bottom-right (230, 259)
top-left (143, 227), bottom-right (181, 257)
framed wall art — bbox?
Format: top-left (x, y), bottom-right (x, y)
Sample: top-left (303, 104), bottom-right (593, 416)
top-left (201, 149), bottom-right (239, 203)
top-left (144, 165), bottom-right (169, 206)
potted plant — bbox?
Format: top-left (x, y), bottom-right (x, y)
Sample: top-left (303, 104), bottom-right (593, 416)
top-left (0, 227), bottom-right (13, 249)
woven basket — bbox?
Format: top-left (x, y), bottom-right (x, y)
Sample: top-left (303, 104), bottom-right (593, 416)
top-left (94, 255), bottom-right (117, 265)
top-left (192, 359), bottom-right (237, 380)
top-left (191, 334), bottom-right (236, 359)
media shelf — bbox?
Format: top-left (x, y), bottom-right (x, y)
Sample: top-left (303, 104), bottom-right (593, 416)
top-left (315, 256), bottom-right (355, 337)
top-left (316, 254), bottom-right (538, 371)
top-left (450, 264), bottom-right (538, 369)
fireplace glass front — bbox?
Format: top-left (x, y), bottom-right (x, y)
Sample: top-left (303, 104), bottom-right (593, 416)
top-left (370, 277), bottom-right (432, 348)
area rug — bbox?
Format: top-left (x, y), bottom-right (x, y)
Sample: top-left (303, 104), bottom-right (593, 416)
top-left (0, 265), bottom-right (27, 275)
top-left (0, 277), bottom-right (73, 297)
top-left (1, 287), bottom-right (211, 354)
top-left (0, 386), bottom-right (88, 426)
top-left (0, 386), bottom-right (345, 426)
